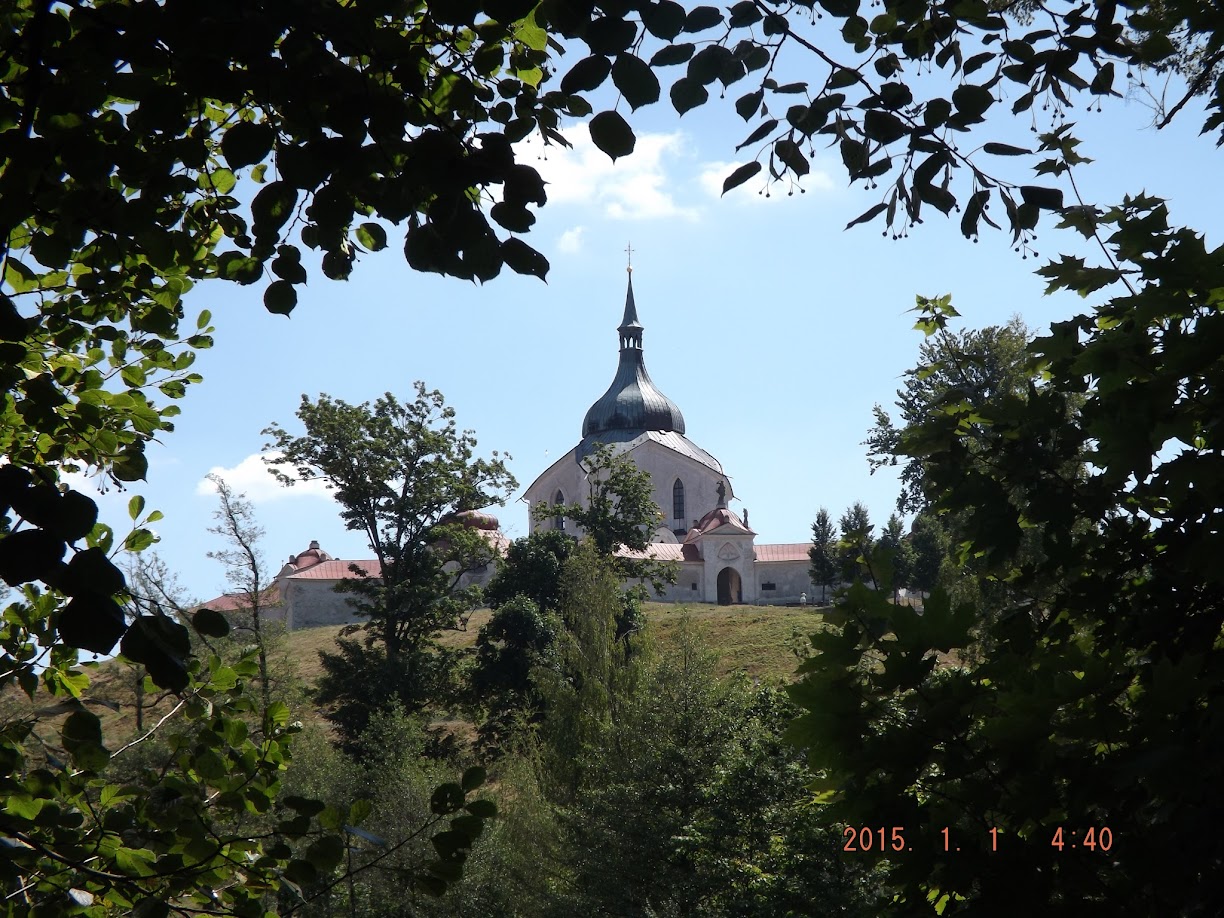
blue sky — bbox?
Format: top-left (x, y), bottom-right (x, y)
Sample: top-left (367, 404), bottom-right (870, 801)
top-left (68, 63), bottom-right (1222, 605)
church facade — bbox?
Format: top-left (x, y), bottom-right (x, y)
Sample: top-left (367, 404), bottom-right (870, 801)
top-left (200, 271), bottom-right (818, 628)
top-left (523, 271), bottom-right (816, 606)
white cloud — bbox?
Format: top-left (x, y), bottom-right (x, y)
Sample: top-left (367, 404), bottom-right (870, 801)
top-left (558, 226), bottom-right (585, 253)
top-left (519, 125), bottom-right (699, 221)
top-left (697, 158), bottom-right (836, 202)
top-left (196, 452), bottom-right (332, 504)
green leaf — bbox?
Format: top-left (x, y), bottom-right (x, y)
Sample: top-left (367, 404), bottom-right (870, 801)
top-left (721, 161), bottom-right (762, 195)
top-left (650, 43), bottom-right (695, 67)
top-left (356, 222), bottom-right (387, 252)
top-left (57, 594), bottom-right (127, 654)
top-left (128, 495), bottom-right (146, 520)
top-left (612, 54), bottom-right (660, 110)
top-left (430, 782), bottom-right (465, 815)
top-left (983, 142), bottom-right (1030, 156)
top-left (221, 120), bottom-right (275, 169)
top-left (683, 6), bottom-right (724, 31)
top-left (461, 765), bottom-right (486, 791)
top-left (305, 836), bottom-right (345, 872)
top-left (120, 615), bottom-right (191, 692)
top-left (62, 709), bottom-right (110, 771)
top-left (192, 607), bottom-right (230, 638)
top-left (264, 280), bottom-right (298, 315)
top-left (846, 202), bottom-right (888, 229)
top-left (588, 110), bottom-right (635, 159)
top-left (124, 528), bottom-right (156, 552)
top-left (500, 237), bottom-right (549, 279)
top-left (560, 56), bottom-right (611, 94)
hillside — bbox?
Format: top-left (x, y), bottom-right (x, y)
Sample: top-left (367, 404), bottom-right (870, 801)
top-left (1, 603), bottom-right (828, 750)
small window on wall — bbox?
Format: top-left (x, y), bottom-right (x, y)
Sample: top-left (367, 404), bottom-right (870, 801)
top-left (761, 582), bottom-right (776, 591)
top-left (673, 478), bottom-right (685, 521)
top-left (553, 490), bottom-right (565, 530)
top-left (691, 582), bottom-right (698, 590)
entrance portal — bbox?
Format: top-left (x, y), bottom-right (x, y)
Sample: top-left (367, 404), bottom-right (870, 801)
top-left (717, 566), bottom-right (742, 605)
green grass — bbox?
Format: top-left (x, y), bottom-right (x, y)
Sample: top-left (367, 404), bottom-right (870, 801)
top-left (0, 603), bottom-right (828, 749)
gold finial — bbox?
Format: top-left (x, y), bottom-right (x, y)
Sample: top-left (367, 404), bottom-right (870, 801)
top-left (625, 241), bottom-right (633, 273)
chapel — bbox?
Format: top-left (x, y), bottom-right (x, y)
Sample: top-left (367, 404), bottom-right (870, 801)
top-left (522, 269), bottom-right (814, 605)
top-left (200, 270), bottom-right (817, 629)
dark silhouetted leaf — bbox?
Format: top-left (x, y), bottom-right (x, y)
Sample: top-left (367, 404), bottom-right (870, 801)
top-left (722, 161), bottom-right (762, 195)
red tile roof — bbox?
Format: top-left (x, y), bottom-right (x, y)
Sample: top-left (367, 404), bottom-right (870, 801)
top-left (287, 559), bottom-right (381, 580)
top-left (197, 584), bottom-right (283, 611)
top-left (616, 543), bottom-right (700, 562)
top-left (753, 543), bottom-right (811, 562)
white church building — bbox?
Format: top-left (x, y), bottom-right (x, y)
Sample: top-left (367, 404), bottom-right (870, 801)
top-left (523, 270), bottom-right (815, 606)
top-left (201, 271), bottom-right (817, 627)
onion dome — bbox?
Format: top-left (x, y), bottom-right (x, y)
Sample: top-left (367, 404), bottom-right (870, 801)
top-left (582, 271), bottom-right (686, 438)
top-left (289, 540), bottom-right (332, 570)
top-left (449, 509), bottom-right (501, 530)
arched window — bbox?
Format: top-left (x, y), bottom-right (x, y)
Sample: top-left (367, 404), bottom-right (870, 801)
top-left (672, 479), bottom-right (685, 522)
top-left (553, 490), bottom-right (565, 530)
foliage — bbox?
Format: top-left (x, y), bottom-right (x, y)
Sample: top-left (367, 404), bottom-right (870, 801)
top-left (808, 506), bottom-right (838, 603)
top-left (789, 273), bottom-right (1224, 911)
top-left (532, 542), bottom-right (644, 802)
top-left (533, 441), bottom-right (677, 638)
top-left (0, 2), bottom-right (564, 907)
top-left (865, 316), bottom-right (1036, 515)
top-left (204, 473), bottom-right (281, 712)
top-left (470, 595), bottom-right (561, 750)
top-left (837, 500), bottom-right (874, 584)
top-left (280, 709), bottom-right (500, 916)
top-left (538, 0), bottom-right (1224, 246)
top-left (545, 616), bottom-right (882, 917)
top-left (907, 511), bottom-right (948, 595)
top-left (264, 383), bottom-right (515, 742)
top-left (878, 512), bottom-right (916, 604)
top-left (482, 528), bottom-right (576, 614)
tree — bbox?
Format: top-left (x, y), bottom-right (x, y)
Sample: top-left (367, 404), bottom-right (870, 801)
top-left (837, 501), bottom-right (874, 585)
top-left (264, 383), bottom-right (515, 742)
top-left (533, 442), bottom-right (676, 642)
top-left (865, 317), bottom-right (1036, 515)
top-left (548, 617), bottom-right (881, 917)
top-left (203, 473), bottom-right (280, 713)
top-left (482, 528), bottom-right (576, 615)
top-left (877, 512), bottom-right (915, 604)
top-left (1, 4), bottom-right (564, 904)
top-left (533, 542), bottom-right (644, 802)
top-left (907, 511), bottom-right (948, 596)
top-left (470, 529), bottom-right (574, 748)
top-left (808, 507), bottom-right (838, 603)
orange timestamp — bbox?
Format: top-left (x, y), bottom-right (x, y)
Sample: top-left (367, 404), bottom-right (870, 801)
top-left (842, 825), bottom-right (1115, 853)
top-left (842, 826), bottom-right (1001, 853)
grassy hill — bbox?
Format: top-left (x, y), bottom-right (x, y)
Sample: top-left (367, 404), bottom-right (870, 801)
top-left (1, 602), bottom-right (829, 751)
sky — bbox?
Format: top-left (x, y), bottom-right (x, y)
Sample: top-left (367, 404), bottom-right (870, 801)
top-left (62, 40), bottom-right (1223, 605)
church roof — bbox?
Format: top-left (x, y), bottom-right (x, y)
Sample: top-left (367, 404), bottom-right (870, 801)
top-left (582, 272), bottom-right (686, 438)
top-left (685, 505), bottom-right (755, 539)
top-left (574, 429), bottom-right (725, 477)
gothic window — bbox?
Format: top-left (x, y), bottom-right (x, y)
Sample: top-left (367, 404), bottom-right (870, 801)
top-left (553, 490), bottom-right (565, 530)
top-left (672, 478), bottom-right (685, 522)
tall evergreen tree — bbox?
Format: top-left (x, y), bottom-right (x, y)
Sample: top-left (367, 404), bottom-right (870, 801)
top-left (808, 508), bottom-right (838, 603)
top-left (837, 502), bottom-right (875, 585)
top-left (877, 513), bottom-right (915, 605)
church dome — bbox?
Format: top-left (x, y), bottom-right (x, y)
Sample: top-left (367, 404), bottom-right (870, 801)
top-left (582, 272), bottom-right (686, 438)
top-left (448, 509), bottom-right (501, 530)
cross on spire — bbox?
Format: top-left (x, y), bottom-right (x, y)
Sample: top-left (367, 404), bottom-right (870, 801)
top-left (625, 241), bottom-right (633, 273)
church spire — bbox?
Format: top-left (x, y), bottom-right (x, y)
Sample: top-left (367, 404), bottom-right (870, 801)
top-left (581, 267), bottom-right (686, 439)
top-left (618, 268), bottom-right (643, 350)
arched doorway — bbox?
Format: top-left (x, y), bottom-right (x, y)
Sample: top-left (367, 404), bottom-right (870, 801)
top-left (717, 567), bottom-right (742, 605)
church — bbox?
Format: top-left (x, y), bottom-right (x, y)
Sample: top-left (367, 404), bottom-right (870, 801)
top-left (523, 268), bottom-right (815, 606)
top-left (201, 270), bottom-right (817, 628)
